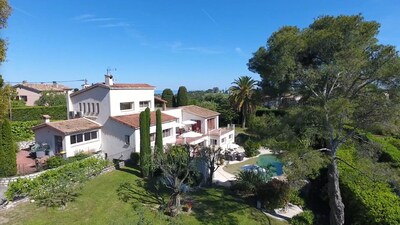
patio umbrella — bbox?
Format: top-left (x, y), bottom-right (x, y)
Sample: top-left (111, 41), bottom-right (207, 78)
top-left (182, 120), bottom-right (197, 125)
top-left (228, 143), bottom-right (240, 149)
top-left (180, 131), bottom-right (202, 138)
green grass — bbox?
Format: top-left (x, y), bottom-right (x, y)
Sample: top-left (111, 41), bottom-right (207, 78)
top-left (223, 157), bottom-right (260, 175)
top-left (0, 166), bottom-right (287, 225)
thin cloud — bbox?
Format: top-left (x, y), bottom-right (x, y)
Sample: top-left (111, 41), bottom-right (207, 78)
top-left (171, 41), bottom-right (223, 54)
top-left (13, 6), bottom-right (34, 17)
top-left (99, 22), bottom-right (130, 28)
top-left (201, 9), bottom-right (217, 25)
top-left (235, 47), bottom-right (250, 57)
top-left (72, 14), bottom-right (94, 21)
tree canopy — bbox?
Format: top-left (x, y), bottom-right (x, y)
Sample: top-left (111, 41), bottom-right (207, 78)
top-left (176, 86), bottom-right (189, 106)
top-left (161, 88), bottom-right (174, 107)
top-left (248, 15), bottom-right (400, 225)
top-left (35, 91), bottom-right (66, 106)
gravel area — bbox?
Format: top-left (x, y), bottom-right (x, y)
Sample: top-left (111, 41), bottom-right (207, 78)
top-left (0, 186), bottom-right (6, 201)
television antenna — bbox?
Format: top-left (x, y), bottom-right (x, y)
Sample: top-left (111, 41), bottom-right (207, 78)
top-left (106, 67), bottom-right (117, 75)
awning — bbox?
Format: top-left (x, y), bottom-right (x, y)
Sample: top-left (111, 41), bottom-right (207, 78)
top-left (180, 131), bottom-right (203, 138)
top-left (182, 120), bottom-right (197, 125)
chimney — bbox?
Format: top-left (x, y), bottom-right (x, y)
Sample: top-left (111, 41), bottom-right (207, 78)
top-left (52, 81), bottom-right (58, 87)
top-left (105, 75), bottom-right (113, 86)
top-left (22, 80), bottom-right (27, 84)
top-left (81, 79), bottom-right (90, 89)
top-left (42, 115), bottom-right (51, 123)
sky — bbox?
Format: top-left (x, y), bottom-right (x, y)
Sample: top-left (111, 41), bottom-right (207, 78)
top-left (1, 0), bottom-right (400, 90)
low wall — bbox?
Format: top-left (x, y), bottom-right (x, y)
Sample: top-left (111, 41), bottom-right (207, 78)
top-left (0, 152), bottom-right (108, 187)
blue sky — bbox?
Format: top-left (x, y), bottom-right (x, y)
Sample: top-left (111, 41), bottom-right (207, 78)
top-left (1, 0), bottom-right (400, 90)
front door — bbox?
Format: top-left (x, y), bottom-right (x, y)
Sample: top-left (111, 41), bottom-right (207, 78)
top-left (54, 135), bottom-right (63, 154)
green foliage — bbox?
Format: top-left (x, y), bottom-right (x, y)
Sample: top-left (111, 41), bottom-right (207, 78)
top-left (229, 76), bottom-right (260, 128)
top-left (155, 109), bottom-right (163, 155)
top-left (367, 134), bottom-right (400, 166)
top-left (0, 119), bottom-right (17, 177)
top-left (46, 153), bottom-right (91, 169)
top-left (46, 156), bottom-right (64, 169)
top-left (338, 146), bottom-right (400, 225)
top-left (34, 91), bottom-right (66, 106)
top-left (290, 210), bottom-right (315, 225)
top-left (176, 86), bottom-right (188, 106)
top-left (244, 139), bottom-right (260, 157)
top-left (6, 156), bottom-right (110, 207)
top-left (11, 120), bottom-right (40, 142)
top-left (161, 88), bottom-right (175, 107)
top-left (11, 105), bottom-right (67, 121)
top-left (130, 152), bottom-right (140, 165)
top-left (232, 169), bottom-right (272, 197)
top-left (11, 100), bottom-right (26, 108)
top-left (289, 190), bottom-right (305, 207)
top-left (257, 179), bottom-right (290, 210)
top-left (140, 108), bottom-right (151, 177)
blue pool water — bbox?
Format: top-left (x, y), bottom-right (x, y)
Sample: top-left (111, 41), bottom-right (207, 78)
top-left (256, 154), bottom-right (283, 176)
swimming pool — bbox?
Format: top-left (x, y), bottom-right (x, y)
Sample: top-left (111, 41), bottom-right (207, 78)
top-left (256, 154), bottom-right (283, 176)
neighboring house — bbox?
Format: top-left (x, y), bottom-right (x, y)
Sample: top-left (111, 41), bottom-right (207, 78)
top-left (13, 81), bottom-right (71, 106)
top-left (32, 75), bottom-right (235, 160)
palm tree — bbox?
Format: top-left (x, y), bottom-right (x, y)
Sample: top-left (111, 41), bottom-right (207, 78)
top-left (229, 76), bottom-right (258, 128)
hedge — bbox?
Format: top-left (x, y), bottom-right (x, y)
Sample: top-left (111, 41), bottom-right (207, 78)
top-left (11, 120), bottom-right (41, 142)
top-left (337, 146), bottom-right (400, 225)
top-left (11, 105), bottom-right (67, 121)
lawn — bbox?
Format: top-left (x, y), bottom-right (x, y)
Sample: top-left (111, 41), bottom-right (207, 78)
top-left (0, 166), bottom-right (288, 225)
top-left (223, 155), bottom-right (264, 175)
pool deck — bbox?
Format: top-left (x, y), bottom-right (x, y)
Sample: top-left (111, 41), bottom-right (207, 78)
top-left (213, 147), bottom-right (273, 187)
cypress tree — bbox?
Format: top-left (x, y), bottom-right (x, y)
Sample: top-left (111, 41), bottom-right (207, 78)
top-left (176, 86), bottom-right (189, 106)
top-left (139, 110), bottom-right (149, 177)
top-left (155, 109), bottom-right (163, 155)
top-left (0, 119), bottom-right (17, 177)
top-left (161, 88), bottom-right (175, 108)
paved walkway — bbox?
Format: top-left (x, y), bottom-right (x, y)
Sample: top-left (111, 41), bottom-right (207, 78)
top-left (213, 148), bottom-right (273, 186)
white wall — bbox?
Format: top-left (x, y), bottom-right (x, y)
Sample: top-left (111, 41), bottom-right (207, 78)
top-left (15, 87), bottom-right (41, 106)
top-left (64, 130), bottom-right (102, 157)
top-left (163, 108), bottom-right (182, 122)
top-left (34, 127), bottom-right (64, 152)
top-left (101, 119), bottom-right (136, 160)
top-left (70, 87), bottom-right (111, 125)
top-left (109, 89), bottom-right (155, 116)
top-left (210, 130), bottom-right (235, 150)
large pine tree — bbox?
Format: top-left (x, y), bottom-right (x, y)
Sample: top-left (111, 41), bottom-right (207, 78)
top-left (0, 118), bottom-right (17, 177)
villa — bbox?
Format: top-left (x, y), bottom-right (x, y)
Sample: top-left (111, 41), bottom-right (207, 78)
top-left (13, 81), bottom-right (71, 106)
top-left (32, 75), bottom-right (235, 160)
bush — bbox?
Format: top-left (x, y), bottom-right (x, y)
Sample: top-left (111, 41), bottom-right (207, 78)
top-left (290, 210), bottom-right (314, 225)
top-left (232, 169), bottom-right (272, 197)
top-left (11, 105), bottom-right (67, 121)
top-left (244, 139), bottom-right (260, 157)
top-left (11, 120), bottom-right (41, 142)
top-left (130, 152), bottom-right (140, 165)
top-left (289, 190), bottom-right (305, 207)
top-left (46, 156), bottom-right (64, 169)
top-left (0, 119), bottom-right (17, 177)
top-left (6, 156), bottom-right (110, 207)
top-left (257, 179), bottom-right (290, 210)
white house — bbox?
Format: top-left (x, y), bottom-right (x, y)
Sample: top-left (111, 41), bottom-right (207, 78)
top-left (32, 75), bottom-right (235, 161)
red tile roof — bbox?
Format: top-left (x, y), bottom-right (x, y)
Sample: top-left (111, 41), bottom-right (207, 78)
top-left (32, 118), bottom-right (101, 135)
top-left (111, 111), bottom-right (177, 128)
top-left (14, 83), bottom-right (71, 92)
top-left (70, 83), bottom-right (155, 97)
top-left (181, 105), bottom-right (220, 118)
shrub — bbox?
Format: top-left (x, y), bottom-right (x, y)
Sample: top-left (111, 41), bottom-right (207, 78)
top-left (290, 210), bottom-right (314, 225)
top-left (257, 179), bottom-right (290, 210)
top-left (6, 156), bottom-right (110, 207)
top-left (0, 119), bottom-right (17, 177)
top-left (289, 190), bottom-right (305, 207)
top-left (232, 169), bottom-right (272, 197)
top-left (130, 152), bottom-right (140, 165)
top-left (244, 139), bottom-right (260, 157)
top-left (46, 156), bottom-right (64, 169)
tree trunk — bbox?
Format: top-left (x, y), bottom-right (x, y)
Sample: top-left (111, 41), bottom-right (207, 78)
top-left (242, 109), bottom-right (246, 128)
top-left (172, 191), bottom-right (181, 208)
top-left (327, 158), bottom-right (345, 225)
top-left (209, 169), bottom-right (214, 187)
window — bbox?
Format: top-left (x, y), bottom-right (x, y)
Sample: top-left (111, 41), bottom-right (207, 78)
top-left (229, 134), bottom-right (233, 139)
top-left (139, 101), bottom-right (150, 108)
top-left (87, 103), bottom-right (90, 113)
top-left (92, 103), bottom-right (95, 114)
top-left (162, 129), bottom-right (171, 138)
top-left (96, 103), bottom-right (100, 114)
top-left (17, 95), bottom-right (27, 102)
top-left (71, 131), bottom-right (98, 144)
top-left (207, 118), bottom-right (216, 131)
top-left (79, 103), bottom-right (82, 112)
top-left (150, 133), bottom-right (155, 142)
top-left (221, 138), bottom-right (226, 143)
top-left (125, 135), bottom-right (130, 145)
top-left (211, 139), bottom-right (217, 145)
top-left (120, 102), bottom-right (134, 110)
top-left (83, 103), bottom-right (86, 114)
